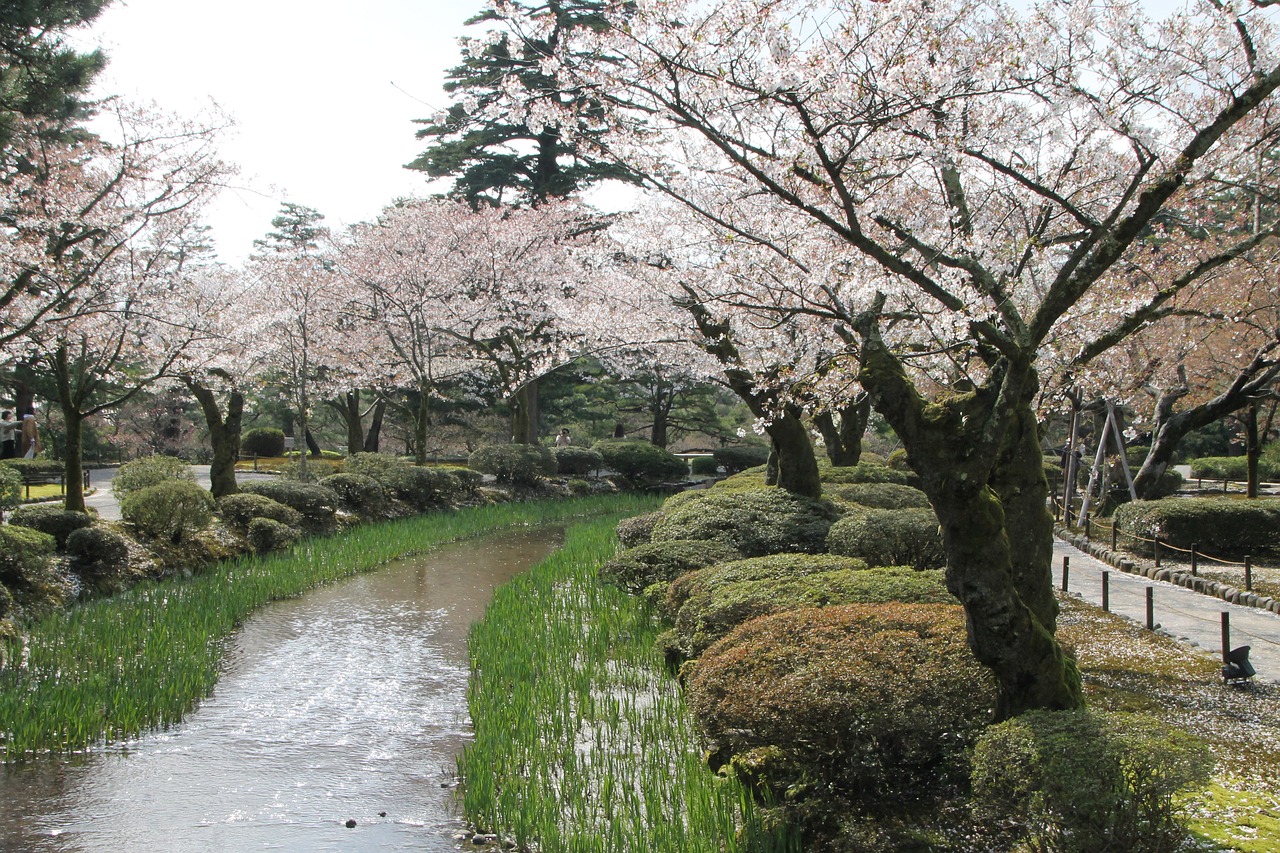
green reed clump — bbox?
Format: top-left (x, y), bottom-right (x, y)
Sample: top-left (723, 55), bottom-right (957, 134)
top-left (460, 516), bottom-right (800, 853)
top-left (0, 494), bottom-right (658, 761)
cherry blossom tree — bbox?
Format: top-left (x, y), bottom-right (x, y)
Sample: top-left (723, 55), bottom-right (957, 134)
top-left (501, 0), bottom-right (1280, 715)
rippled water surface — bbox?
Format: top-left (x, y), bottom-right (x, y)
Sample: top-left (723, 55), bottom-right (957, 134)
top-left (0, 528), bottom-right (561, 853)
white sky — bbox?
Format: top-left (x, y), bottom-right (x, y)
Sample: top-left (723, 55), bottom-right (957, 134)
top-left (78, 0), bottom-right (486, 263)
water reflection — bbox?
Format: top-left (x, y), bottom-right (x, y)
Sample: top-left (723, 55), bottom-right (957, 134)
top-left (0, 528), bottom-right (561, 852)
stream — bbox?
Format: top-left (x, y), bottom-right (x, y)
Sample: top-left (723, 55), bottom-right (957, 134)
top-left (0, 527), bottom-right (562, 852)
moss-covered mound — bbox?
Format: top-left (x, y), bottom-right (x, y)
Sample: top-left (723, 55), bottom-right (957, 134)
top-left (824, 482), bottom-right (931, 510)
top-left (650, 488), bottom-right (839, 556)
top-left (685, 603), bottom-right (994, 820)
top-left (826, 507), bottom-right (945, 570)
top-left (599, 538), bottom-right (742, 595)
top-left (663, 555), bottom-right (956, 661)
top-left (820, 462), bottom-right (920, 488)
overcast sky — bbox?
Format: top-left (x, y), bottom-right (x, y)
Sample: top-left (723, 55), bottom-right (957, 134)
top-left (79, 0), bottom-right (486, 263)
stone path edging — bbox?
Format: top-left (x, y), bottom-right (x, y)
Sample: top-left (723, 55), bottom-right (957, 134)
top-left (1054, 524), bottom-right (1280, 616)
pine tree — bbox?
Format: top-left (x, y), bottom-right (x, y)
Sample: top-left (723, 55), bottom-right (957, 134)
top-left (408, 0), bottom-right (634, 207)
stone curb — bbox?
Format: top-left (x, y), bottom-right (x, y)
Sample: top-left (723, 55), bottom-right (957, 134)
top-left (1054, 525), bottom-right (1280, 616)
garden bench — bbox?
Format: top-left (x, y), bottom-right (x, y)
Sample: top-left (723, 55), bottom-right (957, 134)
top-left (1223, 646), bottom-right (1256, 685)
top-left (18, 469), bottom-right (89, 499)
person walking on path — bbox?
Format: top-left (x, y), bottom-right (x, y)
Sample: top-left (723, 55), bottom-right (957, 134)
top-left (0, 410), bottom-right (16, 459)
top-left (19, 413), bottom-right (38, 458)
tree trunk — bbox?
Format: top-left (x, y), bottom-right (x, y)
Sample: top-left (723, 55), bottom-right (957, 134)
top-left (331, 391), bottom-right (364, 455)
top-left (60, 407), bottom-right (86, 514)
top-left (813, 394), bottom-right (870, 466)
top-left (769, 405), bottom-right (823, 497)
top-left (511, 379), bottom-right (539, 445)
top-left (305, 429), bottom-right (321, 458)
top-left (363, 398), bottom-right (386, 453)
top-left (1245, 403), bottom-right (1260, 499)
top-left (651, 386), bottom-right (675, 448)
top-left (414, 386), bottom-right (431, 465)
top-left (857, 333), bottom-right (1081, 718)
top-left (187, 380), bottom-right (243, 498)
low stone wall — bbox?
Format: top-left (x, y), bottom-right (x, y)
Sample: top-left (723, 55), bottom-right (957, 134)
top-left (1055, 525), bottom-right (1280, 616)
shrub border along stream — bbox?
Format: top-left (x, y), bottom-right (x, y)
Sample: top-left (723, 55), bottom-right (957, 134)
top-left (0, 493), bottom-right (658, 761)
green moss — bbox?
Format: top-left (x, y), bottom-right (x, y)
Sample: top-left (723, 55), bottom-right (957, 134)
top-left (650, 489), bottom-right (840, 556)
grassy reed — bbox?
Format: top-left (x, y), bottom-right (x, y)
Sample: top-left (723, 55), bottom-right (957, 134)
top-left (460, 515), bottom-right (801, 852)
top-left (0, 493), bottom-right (658, 761)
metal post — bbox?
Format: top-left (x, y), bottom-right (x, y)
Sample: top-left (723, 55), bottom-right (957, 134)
top-left (1191, 544), bottom-right (1198, 576)
top-left (1102, 571), bottom-right (1110, 612)
top-left (1061, 556), bottom-right (1070, 592)
top-left (1154, 536), bottom-right (1162, 568)
top-left (1245, 556), bottom-right (1253, 592)
top-left (1146, 587), bottom-right (1154, 630)
top-left (1221, 612), bottom-right (1231, 663)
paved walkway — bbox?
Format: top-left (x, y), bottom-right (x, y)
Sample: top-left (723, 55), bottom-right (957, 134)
top-left (1053, 537), bottom-right (1280, 684)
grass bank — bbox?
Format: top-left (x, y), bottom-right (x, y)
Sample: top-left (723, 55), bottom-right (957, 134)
top-left (0, 493), bottom-right (659, 761)
top-left (460, 515), bottom-right (801, 853)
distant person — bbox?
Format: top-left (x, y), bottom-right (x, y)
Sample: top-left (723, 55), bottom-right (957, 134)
top-left (555, 428), bottom-right (572, 447)
top-left (0, 410), bottom-right (16, 459)
top-left (20, 412), bottom-right (39, 458)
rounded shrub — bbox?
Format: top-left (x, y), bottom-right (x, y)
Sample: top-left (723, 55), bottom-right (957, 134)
top-left (0, 458), bottom-right (63, 480)
top-left (591, 439), bottom-right (687, 483)
top-left (216, 492), bottom-right (303, 532)
top-left (1112, 496), bottom-right (1280, 556)
top-left (113, 454), bottom-right (194, 497)
top-left (685, 603), bottom-right (995, 811)
top-left (650, 488), bottom-right (840, 556)
top-left (120, 480), bottom-right (215, 544)
top-left (664, 556), bottom-right (955, 660)
top-left (468, 443), bottom-right (557, 485)
top-left (65, 526), bottom-right (131, 593)
top-left (826, 482), bottom-right (930, 510)
top-left (971, 709), bottom-right (1212, 853)
top-left (240, 480), bottom-right (338, 532)
top-left (821, 462), bottom-right (918, 487)
top-left (886, 448), bottom-right (911, 471)
top-left (713, 445), bottom-right (771, 475)
top-left (0, 464), bottom-right (20, 517)
top-left (709, 466), bottom-right (770, 492)
top-left (552, 446), bottom-right (604, 477)
top-left (598, 539), bottom-right (742, 595)
top-left (0, 525), bottom-right (68, 616)
top-left (318, 472), bottom-right (389, 516)
top-left (826, 507), bottom-right (945, 570)
top-left (690, 455), bottom-right (719, 476)
top-left (616, 510), bottom-right (663, 547)
top-left (247, 517), bottom-right (301, 553)
top-left (240, 427), bottom-right (286, 458)
top-left (342, 451), bottom-right (407, 481)
top-left (8, 504), bottom-right (94, 550)
top-left (387, 465), bottom-right (459, 510)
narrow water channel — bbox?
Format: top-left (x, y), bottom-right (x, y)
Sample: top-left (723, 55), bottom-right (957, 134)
top-left (0, 528), bottom-right (562, 853)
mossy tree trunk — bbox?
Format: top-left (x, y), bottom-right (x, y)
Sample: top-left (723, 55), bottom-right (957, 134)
top-left (511, 379), bottom-right (539, 445)
top-left (363, 397), bottom-right (386, 452)
top-left (857, 329), bottom-right (1081, 719)
top-left (185, 378), bottom-right (243, 498)
top-left (813, 394), bottom-right (870, 467)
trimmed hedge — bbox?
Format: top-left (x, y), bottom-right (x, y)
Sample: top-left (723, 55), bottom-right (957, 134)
top-left (826, 507), bottom-right (945, 570)
top-left (468, 443), bottom-right (557, 485)
top-left (825, 482), bottom-right (930, 510)
top-left (552, 446), bottom-right (604, 477)
top-left (686, 603), bottom-right (995, 814)
top-left (65, 527), bottom-right (131, 593)
top-left (239, 480), bottom-right (338, 532)
top-left (615, 510), bottom-right (663, 547)
top-left (821, 461), bottom-right (921, 488)
top-left (713, 445), bottom-right (770, 475)
top-left (0, 465), bottom-right (19, 515)
top-left (690, 456), bottom-right (719, 476)
top-left (0, 458), bottom-right (63, 479)
top-left (972, 709), bottom-right (1212, 853)
top-left (8, 504), bottom-right (94, 550)
top-left (1188, 455), bottom-right (1280, 481)
top-left (0, 525), bottom-right (67, 616)
top-left (591, 439), bottom-right (688, 483)
top-left (113, 455), bottom-right (194, 497)
top-left (120, 480), bottom-right (215, 544)
top-left (247, 517), bottom-right (301, 553)
top-left (240, 427), bottom-right (286, 458)
top-left (598, 538), bottom-right (742, 595)
top-left (650, 488), bottom-right (840, 556)
top-left (664, 556), bottom-right (955, 660)
top-left (318, 472), bottom-right (389, 516)
top-left (216, 493), bottom-right (303, 532)
top-left (1112, 496), bottom-right (1280, 556)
